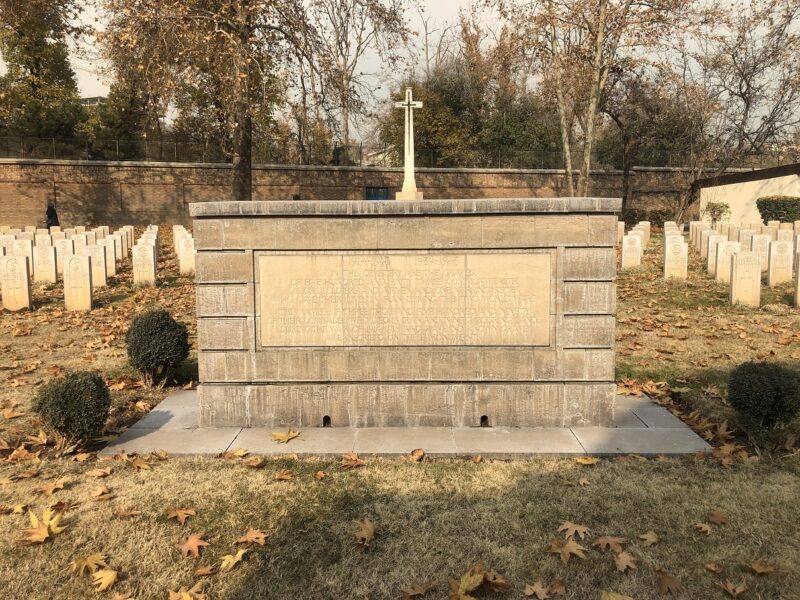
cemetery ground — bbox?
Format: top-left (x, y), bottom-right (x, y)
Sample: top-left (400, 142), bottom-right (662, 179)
top-left (0, 231), bottom-right (799, 600)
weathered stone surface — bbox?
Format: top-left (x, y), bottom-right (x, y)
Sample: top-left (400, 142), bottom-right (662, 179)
top-left (192, 198), bottom-right (619, 429)
top-left (81, 246), bottom-right (108, 288)
top-left (54, 238), bottom-right (74, 275)
top-left (621, 235), bottom-right (642, 269)
top-left (730, 251), bottom-right (761, 307)
top-left (751, 234), bottom-right (771, 271)
top-left (63, 254), bottom-right (93, 311)
top-left (767, 240), bottom-right (794, 287)
top-left (178, 236), bottom-right (195, 274)
top-left (12, 239), bottom-right (34, 276)
top-left (706, 234), bottom-right (726, 276)
top-left (715, 241), bottom-right (740, 284)
top-left (132, 244), bottom-right (157, 285)
top-left (664, 241), bottom-right (688, 280)
top-left (33, 245), bottom-right (57, 284)
top-left (0, 255), bottom-right (32, 311)
top-left (97, 239), bottom-right (117, 277)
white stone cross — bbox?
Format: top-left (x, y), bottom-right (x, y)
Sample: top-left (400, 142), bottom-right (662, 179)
top-left (394, 87), bottom-right (423, 201)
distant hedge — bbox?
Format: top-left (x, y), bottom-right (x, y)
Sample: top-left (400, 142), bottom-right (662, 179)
top-left (621, 208), bottom-right (671, 228)
top-left (755, 196), bottom-right (800, 224)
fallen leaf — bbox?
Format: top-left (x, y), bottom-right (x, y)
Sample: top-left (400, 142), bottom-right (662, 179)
top-left (558, 521), bottom-right (590, 540)
top-left (705, 563), bottom-right (724, 574)
top-left (244, 456), bottom-right (264, 468)
top-left (86, 468), bottom-right (113, 478)
top-left (176, 533), bottom-right (210, 558)
top-left (235, 528), bottom-right (268, 546)
top-left (72, 554), bottom-right (108, 576)
top-left (219, 549), bottom-right (247, 573)
top-left (271, 429), bottom-right (300, 444)
top-left (130, 458), bottom-right (151, 471)
top-left (523, 580), bottom-right (549, 599)
top-left (614, 551), bottom-right (638, 573)
top-left (91, 568), bottom-right (119, 592)
top-left (400, 581), bottom-right (436, 599)
top-left (166, 507), bottom-right (196, 525)
top-left (91, 485), bottom-right (115, 501)
top-left (694, 522), bottom-right (712, 535)
top-left (38, 478), bottom-right (67, 495)
top-left (708, 511), bottom-right (728, 526)
top-left (314, 470), bottom-right (326, 481)
top-left (655, 568), bottom-right (683, 595)
top-left (575, 457), bottom-right (600, 466)
top-left (221, 448), bottom-right (249, 460)
top-left (194, 564), bottom-right (218, 577)
top-left (114, 506), bottom-right (141, 519)
top-left (409, 448), bottom-right (425, 462)
top-left (718, 581), bottom-right (747, 598)
top-left (550, 577), bottom-right (566, 596)
top-left (593, 536), bottom-right (627, 553)
top-left (355, 518), bottom-right (375, 548)
top-left (601, 592), bottom-right (633, 600)
top-left (639, 530), bottom-right (659, 546)
top-left (274, 469), bottom-right (293, 481)
top-left (548, 537), bottom-right (587, 564)
top-left (341, 452), bottom-right (366, 469)
top-left (747, 561), bottom-right (775, 575)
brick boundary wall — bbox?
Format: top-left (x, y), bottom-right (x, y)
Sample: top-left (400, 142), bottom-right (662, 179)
top-left (0, 158), bottom-right (700, 227)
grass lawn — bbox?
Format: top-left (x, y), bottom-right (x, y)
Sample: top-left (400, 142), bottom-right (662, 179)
top-left (1, 228), bottom-right (799, 600)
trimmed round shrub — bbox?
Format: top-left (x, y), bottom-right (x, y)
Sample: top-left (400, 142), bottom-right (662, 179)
top-left (756, 195), bottom-right (800, 224)
top-left (728, 362), bottom-right (800, 429)
top-left (126, 309), bottom-right (189, 383)
top-left (33, 371), bottom-right (110, 442)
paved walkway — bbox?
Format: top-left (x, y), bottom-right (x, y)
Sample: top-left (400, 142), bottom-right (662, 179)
top-left (101, 390), bottom-right (712, 458)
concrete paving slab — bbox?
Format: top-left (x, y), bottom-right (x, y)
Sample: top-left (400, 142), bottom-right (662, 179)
top-left (571, 427), bottom-right (712, 456)
top-left (613, 409), bottom-right (647, 428)
top-left (354, 428), bottom-right (455, 456)
top-left (129, 390), bottom-right (198, 430)
top-left (101, 426), bottom-right (240, 456)
top-left (452, 428), bottom-right (586, 458)
top-left (631, 407), bottom-right (687, 429)
top-left (231, 427), bottom-right (356, 457)
top-left (615, 395), bottom-right (659, 410)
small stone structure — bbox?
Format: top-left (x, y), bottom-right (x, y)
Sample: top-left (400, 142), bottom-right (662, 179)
top-left (0, 255), bottom-right (32, 311)
top-left (730, 251), bottom-right (762, 307)
top-left (190, 197), bottom-right (620, 429)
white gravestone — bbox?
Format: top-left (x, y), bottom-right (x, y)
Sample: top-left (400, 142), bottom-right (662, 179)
top-left (81, 246), bottom-right (108, 288)
top-left (49, 225), bottom-right (61, 234)
top-left (71, 233), bottom-right (88, 253)
top-left (730, 251), bottom-right (761, 307)
top-left (12, 239), bottom-right (34, 276)
top-left (63, 255), bottom-right (93, 311)
top-left (715, 241), bottom-right (740, 284)
top-left (63, 228), bottom-right (76, 238)
top-left (34, 233), bottom-right (52, 247)
top-left (51, 231), bottom-right (66, 241)
top-left (178, 237), bottom-right (195, 275)
top-left (75, 225), bottom-right (86, 234)
top-left (795, 270), bottom-right (800, 309)
top-left (132, 244), bottom-right (157, 285)
top-left (54, 238), bottom-right (75, 276)
top-left (700, 229), bottom-right (712, 257)
top-left (97, 239), bottom-right (117, 277)
top-left (751, 234), bottom-right (771, 272)
top-left (664, 241), bottom-right (688, 280)
top-left (738, 229), bottom-right (755, 251)
top-left (776, 229), bottom-right (794, 243)
top-left (767, 241), bottom-right (794, 287)
top-left (706, 234), bottom-right (726, 276)
top-left (0, 256), bottom-right (32, 311)
top-left (727, 226), bottom-right (741, 242)
top-left (107, 234), bottom-right (123, 262)
top-left (85, 231), bottom-right (97, 246)
top-left (621, 235), bottom-right (642, 269)
top-left (33, 245), bottom-right (57, 284)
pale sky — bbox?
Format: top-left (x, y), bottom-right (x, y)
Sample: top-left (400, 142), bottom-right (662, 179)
top-left (69, 0), bottom-right (477, 98)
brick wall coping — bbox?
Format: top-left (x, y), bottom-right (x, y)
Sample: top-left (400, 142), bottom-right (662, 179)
top-left (189, 197), bottom-right (622, 217)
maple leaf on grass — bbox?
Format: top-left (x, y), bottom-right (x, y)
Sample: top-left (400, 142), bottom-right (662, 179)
top-left (341, 452), bottom-right (366, 469)
top-left (355, 518), bottom-right (375, 548)
top-left (558, 521), bottom-right (590, 540)
top-left (274, 469), bottom-right (293, 481)
top-left (91, 485), bottom-right (115, 501)
top-left (593, 536), bottom-right (627, 553)
top-left (549, 577), bottom-right (566, 596)
top-left (86, 467), bottom-right (113, 478)
top-left (130, 457), bottom-right (151, 471)
top-left (221, 448), bottom-right (249, 460)
top-left (176, 533), bottom-right (210, 558)
top-left (91, 568), bottom-right (119, 592)
top-left (235, 528), bottom-right (269, 546)
top-left (574, 456), bottom-right (600, 466)
top-left (601, 592), bottom-right (633, 600)
top-left (166, 507), bottom-right (196, 525)
top-left (614, 551), bottom-right (638, 573)
top-left (705, 563), bottom-right (723, 574)
top-left (523, 580), bottom-right (549, 599)
top-left (18, 507), bottom-right (66, 543)
top-left (719, 581), bottom-right (747, 598)
top-left (655, 568), bottom-right (683, 595)
top-left (71, 554), bottom-right (108, 576)
top-left (114, 506), bottom-right (141, 519)
top-left (38, 477), bottom-right (67, 495)
top-left (548, 537), bottom-right (587, 564)
top-left (746, 561), bottom-right (776, 575)
top-left (219, 548), bottom-right (248, 573)
top-left (244, 456), bottom-right (264, 468)
top-left (693, 522), bottom-right (712, 535)
top-left (708, 510), bottom-right (729, 525)
top-left (314, 470), bottom-right (326, 481)
top-left (448, 563), bottom-right (485, 600)
top-left (194, 564), bottom-right (219, 577)
top-left (271, 429), bottom-right (300, 444)
top-left (409, 448), bottom-right (425, 462)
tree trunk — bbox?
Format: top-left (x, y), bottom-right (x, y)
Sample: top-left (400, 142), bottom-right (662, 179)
top-left (230, 1), bottom-right (252, 202)
top-left (550, 26), bottom-right (574, 197)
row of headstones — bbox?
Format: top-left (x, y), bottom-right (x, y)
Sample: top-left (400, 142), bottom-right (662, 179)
top-left (688, 220), bottom-right (800, 308)
top-left (0, 224), bottom-right (134, 311)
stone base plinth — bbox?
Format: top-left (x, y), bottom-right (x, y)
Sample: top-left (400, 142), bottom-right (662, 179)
top-left (396, 189), bottom-right (424, 200)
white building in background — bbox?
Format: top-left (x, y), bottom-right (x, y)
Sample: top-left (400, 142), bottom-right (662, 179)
top-left (696, 163), bottom-right (800, 224)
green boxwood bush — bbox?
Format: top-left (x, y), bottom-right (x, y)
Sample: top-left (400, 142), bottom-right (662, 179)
top-left (755, 195), bottom-right (800, 224)
top-left (728, 362), bottom-right (800, 430)
top-left (33, 371), bottom-right (110, 442)
top-left (126, 309), bottom-right (189, 384)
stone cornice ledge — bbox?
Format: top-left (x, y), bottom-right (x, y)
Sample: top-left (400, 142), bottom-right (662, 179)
top-left (189, 197), bottom-right (622, 217)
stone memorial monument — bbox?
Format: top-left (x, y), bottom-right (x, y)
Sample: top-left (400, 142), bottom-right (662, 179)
top-left (394, 87), bottom-right (424, 201)
top-left (190, 197), bottom-right (620, 429)
top-left (132, 244), bottom-right (157, 285)
top-left (664, 240), bottom-right (688, 280)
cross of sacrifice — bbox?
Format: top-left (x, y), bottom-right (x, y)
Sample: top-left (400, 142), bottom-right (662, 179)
top-left (394, 87), bottom-right (424, 200)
